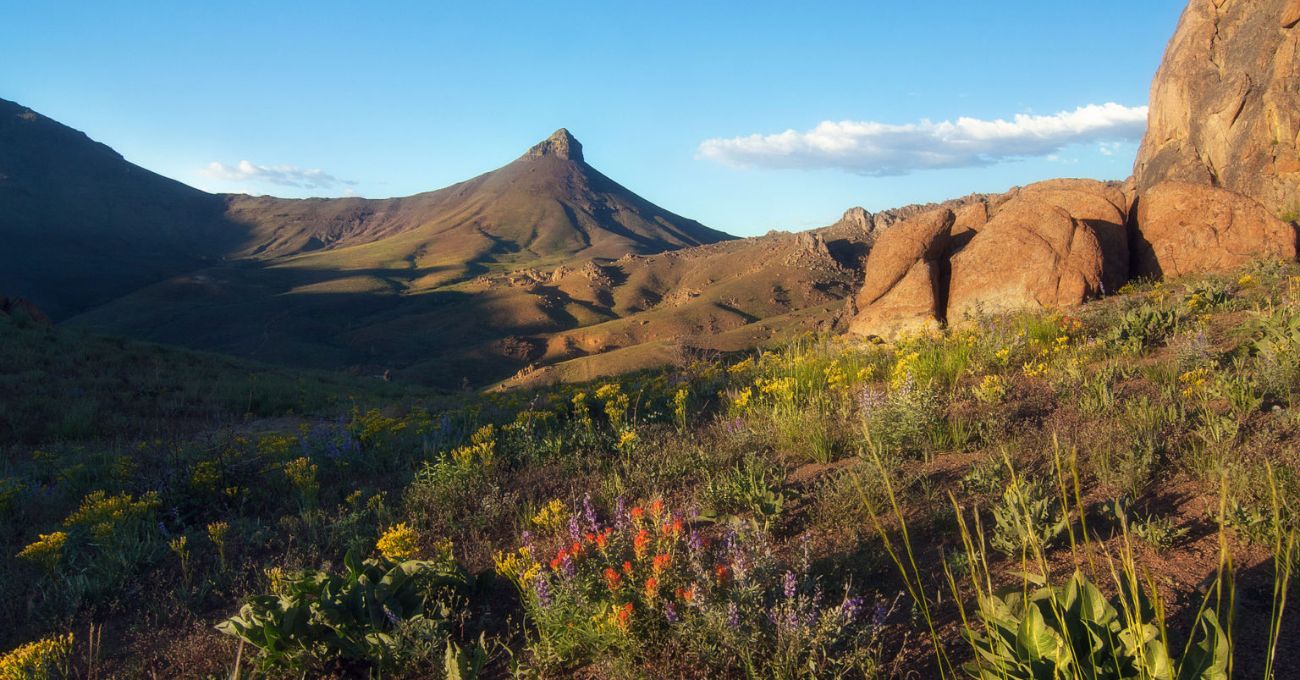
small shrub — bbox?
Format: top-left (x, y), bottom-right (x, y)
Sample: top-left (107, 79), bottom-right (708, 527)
top-left (989, 477), bottom-right (1067, 558)
top-left (0, 633), bottom-right (73, 680)
top-left (217, 550), bottom-right (470, 673)
top-left (1107, 303), bottom-right (1178, 353)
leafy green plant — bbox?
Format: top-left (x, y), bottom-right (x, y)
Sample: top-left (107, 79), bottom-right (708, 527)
top-left (959, 458), bottom-right (1008, 497)
top-left (701, 455), bottom-right (786, 531)
top-left (217, 551), bottom-right (470, 673)
top-left (1108, 304), bottom-right (1178, 353)
top-left (965, 571), bottom-right (1229, 680)
top-left (989, 477), bottom-right (1067, 558)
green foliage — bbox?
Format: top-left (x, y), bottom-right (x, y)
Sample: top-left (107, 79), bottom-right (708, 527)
top-left (216, 551), bottom-right (470, 673)
top-left (966, 571), bottom-right (1228, 680)
top-left (1108, 303), bottom-right (1178, 353)
top-left (989, 477), bottom-right (1067, 558)
top-left (700, 455), bottom-right (786, 531)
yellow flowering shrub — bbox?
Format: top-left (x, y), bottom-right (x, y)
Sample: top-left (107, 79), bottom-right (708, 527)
top-left (376, 522), bottom-right (420, 561)
top-left (63, 490), bottom-right (159, 541)
top-left (1179, 367), bottom-right (1213, 399)
top-left (532, 499), bottom-right (568, 531)
top-left (494, 546), bottom-right (540, 587)
top-left (0, 633), bottom-right (72, 680)
top-left (890, 351), bottom-right (922, 390)
top-left (972, 374), bottom-right (1007, 405)
top-left (450, 424), bottom-right (496, 469)
top-left (16, 532), bottom-right (67, 571)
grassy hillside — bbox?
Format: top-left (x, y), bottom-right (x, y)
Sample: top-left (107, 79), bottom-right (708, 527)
top-left (3, 260), bottom-right (1298, 678)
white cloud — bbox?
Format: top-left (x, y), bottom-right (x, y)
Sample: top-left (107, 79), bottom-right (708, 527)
top-left (200, 160), bottom-right (357, 191)
top-left (697, 103), bottom-right (1148, 175)
top-left (1098, 141), bottom-right (1127, 156)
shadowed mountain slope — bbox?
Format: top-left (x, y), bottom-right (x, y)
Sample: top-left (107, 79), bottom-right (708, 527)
top-left (0, 98), bottom-right (240, 319)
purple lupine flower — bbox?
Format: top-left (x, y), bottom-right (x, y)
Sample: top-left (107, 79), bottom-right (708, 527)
top-left (840, 595), bottom-right (866, 620)
top-left (782, 571), bottom-right (797, 599)
top-left (855, 385), bottom-right (887, 416)
top-left (568, 513), bottom-right (581, 542)
top-left (664, 602), bottom-right (679, 624)
top-left (614, 495), bottom-right (628, 531)
top-left (871, 600), bottom-right (889, 628)
top-left (726, 601), bottom-right (741, 629)
top-left (688, 529), bottom-right (704, 553)
top-left (533, 574), bottom-right (551, 607)
top-left (521, 530), bottom-right (535, 553)
top-left (383, 604), bottom-right (401, 626)
top-left (582, 493), bottom-right (599, 533)
top-left (560, 554), bottom-right (575, 580)
top-left (722, 416), bottom-right (745, 434)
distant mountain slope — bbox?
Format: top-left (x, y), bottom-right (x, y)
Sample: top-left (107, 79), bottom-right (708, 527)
top-left (228, 129), bottom-right (730, 272)
top-left (0, 98), bottom-right (239, 319)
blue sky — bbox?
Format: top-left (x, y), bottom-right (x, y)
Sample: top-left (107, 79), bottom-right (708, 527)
top-left (1, 1), bottom-right (1185, 236)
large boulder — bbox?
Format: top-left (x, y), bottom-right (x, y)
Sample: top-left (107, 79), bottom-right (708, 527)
top-left (1133, 0), bottom-right (1300, 218)
top-left (946, 180), bottom-right (1129, 322)
top-left (1132, 181), bottom-right (1298, 277)
top-left (847, 209), bottom-right (955, 337)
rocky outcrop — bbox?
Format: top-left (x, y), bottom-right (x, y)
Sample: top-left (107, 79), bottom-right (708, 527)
top-left (523, 128), bottom-right (584, 161)
top-left (948, 182), bottom-right (1128, 322)
top-left (847, 209), bottom-right (955, 337)
top-left (1133, 181), bottom-right (1298, 277)
top-left (1133, 0), bottom-right (1300, 218)
top-left (848, 180), bottom-right (1131, 335)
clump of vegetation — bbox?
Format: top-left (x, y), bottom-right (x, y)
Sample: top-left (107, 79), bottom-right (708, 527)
top-left (2, 260), bottom-right (1299, 677)
top-left (217, 543), bottom-right (470, 674)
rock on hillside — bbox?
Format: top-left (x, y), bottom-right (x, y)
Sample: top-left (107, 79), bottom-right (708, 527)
top-left (1134, 181), bottom-right (1297, 278)
top-left (947, 180), bottom-right (1130, 323)
top-left (849, 180), bottom-right (1130, 337)
top-left (846, 209), bottom-right (955, 337)
top-left (1134, 0), bottom-right (1300, 218)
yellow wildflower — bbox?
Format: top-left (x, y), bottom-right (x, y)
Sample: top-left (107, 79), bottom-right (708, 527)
top-left (731, 387), bottom-right (752, 410)
top-left (532, 499), bottom-right (568, 531)
top-left (494, 546), bottom-right (540, 587)
top-left (972, 374), bottom-right (1007, 405)
top-left (376, 522), bottom-right (420, 561)
top-left (1022, 361), bottom-right (1049, 378)
top-left (17, 532), bottom-right (67, 571)
top-left (0, 633), bottom-right (73, 679)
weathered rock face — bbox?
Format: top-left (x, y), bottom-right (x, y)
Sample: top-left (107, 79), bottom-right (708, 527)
top-left (1133, 0), bottom-right (1300, 218)
top-left (948, 181), bottom-right (1128, 322)
top-left (847, 180), bottom-right (1132, 335)
top-left (523, 128), bottom-right (584, 161)
top-left (847, 209), bottom-right (955, 337)
top-left (1133, 181), bottom-right (1298, 277)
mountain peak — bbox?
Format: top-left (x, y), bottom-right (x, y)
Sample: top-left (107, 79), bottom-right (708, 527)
top-left (523, 128), bottom-right (583, 162)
